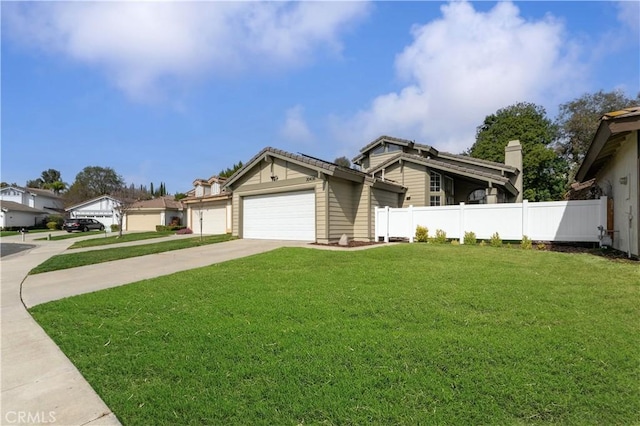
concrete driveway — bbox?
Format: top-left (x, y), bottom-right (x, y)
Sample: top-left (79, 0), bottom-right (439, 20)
top-left (1, 235), bottom-right (299, 425)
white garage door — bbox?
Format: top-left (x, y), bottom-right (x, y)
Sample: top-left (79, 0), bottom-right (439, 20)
top-left (127, 214), bottom-right (159, 231)
top-left (194, 205), bottom-right (227, 235)
top-left (243, 191), bottom-right (315, 241)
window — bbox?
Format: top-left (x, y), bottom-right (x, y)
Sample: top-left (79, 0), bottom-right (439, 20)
top-left (387, 143), bottom-right (402, 153)
top-left (468, 189), bottom-right (486, 204)
top-left (372, 145), bottom-right (385, 155)
top-left (430, 196), bottom-right (441, 206)
top-left (430, 171), bottom-right (441, 192)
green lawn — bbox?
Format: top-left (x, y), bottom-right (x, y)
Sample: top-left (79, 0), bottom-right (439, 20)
top-left (29, 234), bottom-right (234, 274)
top-left (30, 245), bottom-right (639, 425)
top-left (66, 231), bottom-right (175, 248)
top-left (1, 229), bottom-right (53, 237)
top-left (34, 230), bottom-right (105, 241)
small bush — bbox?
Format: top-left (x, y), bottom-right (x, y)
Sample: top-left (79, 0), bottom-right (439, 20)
top-left (432, 229), bottom-right (447, 244)
top-left (490, 232), bottom-right (502, 247)
top-left (156, 225), bottom-right (169, 232)
top-left (46, 215), bottom-right (64, 230)
top-left (46, 221), bottom-right (58, 230)
top-left (521, 235), bottom-right (532, 250)
top-left (451, 240), bottom-right (460, 246)
top-left (537, 243), bottom-right (547, 250)
top-left (415, 225), bottom-right (429, 242)
top-left (176, 227), bottom-right (193, 235)
top-left (110, 224), bottom-right (120, 232)
top-left (479, 240), bottom-right (486, 247)
top-left (463, 231), bottom-right (477, 245)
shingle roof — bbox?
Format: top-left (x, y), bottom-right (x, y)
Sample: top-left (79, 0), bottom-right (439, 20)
top-left (371, 153), bottom-right (511, 185)
top-left (130, 196), bottom-right (184, 210)
top-left (352, 135), bottom-right (437, 162)
top-left (0, 186), bottom-right (63, 199)
top-left (224, 146), bottom-right (368, 187)
top-left (601, 106), bottom-right (640, 120)
top-left (0, 200), bottom-right (47, 214)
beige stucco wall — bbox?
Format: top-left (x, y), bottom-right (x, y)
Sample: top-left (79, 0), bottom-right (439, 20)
top-left (327, 178), bottom-right (357, 241)
top-left (596, 131), bottom-right (639, 256)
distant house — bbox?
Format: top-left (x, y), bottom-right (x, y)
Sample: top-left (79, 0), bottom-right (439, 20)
top-left (0, 201), bottom-right (47, 229)
top-left (574, 106), bottom-right (639, 258)
top-left (0, 186), bottom-right (64, 214)
top-left (220, 135), bottom-right (522, 243)
top-left (65, 195), bottom-right (123, 230)
top-left (126, 196), bottom-right (185, 231)
top-left (180, 176), bottom-right (232, 235)
top-left (0, 186), bottom-right (64, 229)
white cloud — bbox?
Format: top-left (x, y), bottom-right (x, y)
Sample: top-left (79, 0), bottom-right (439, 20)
top-left (281, 105), bottom-right (314, 144)
top-left (332, 1), bottom-right (584, 154)
top-left (3, 1), bottom-right (370, 101)
top-left (616, 1), bottom-right (640, 35)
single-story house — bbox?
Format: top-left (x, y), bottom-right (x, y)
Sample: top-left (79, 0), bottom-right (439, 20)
top-left (574, 106), bottom-right (639, 258)
top-left (220, 136), bottom-right (522, 243)
top-left (181, 176), bottom-right (232, 235)
top-left (65, 195), bottom-right (123, 229)
top-left (0, 186), bottom-right (64, 215)
top-left (0, 200), bottom-right (47, 229)
top-left (126, 196), bottom-right (185, 231)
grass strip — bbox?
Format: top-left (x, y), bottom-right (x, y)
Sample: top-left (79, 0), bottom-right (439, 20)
top-left (29, 234), bottom-right (234, 274)
top-left (34, 231), bottom-right (105, 241)
top-left (66, 231), bottom-right (175, 248)
top-left (30, 244), bottom-right (640, 425)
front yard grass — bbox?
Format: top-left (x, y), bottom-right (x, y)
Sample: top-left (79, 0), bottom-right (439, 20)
top-left (30, 244), bottom-right (639, 425)
top-left (67, 231), bottom-right (175, 248)
top-left (34, 230), bottom-right (105, 241)
top-left (29, 234), bottom-right (234, 274)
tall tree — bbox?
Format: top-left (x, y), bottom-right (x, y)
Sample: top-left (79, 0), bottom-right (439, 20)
top-left (333, 156), bottom-right (351, 168)
top-left (555, 89), bottom-right (640, 179)
top-left (219, 161), bottom-right (243, 178)
top-left (468, 102), bottom-right (568, 201)
top-left (64, 166), bottom-right (125, 205)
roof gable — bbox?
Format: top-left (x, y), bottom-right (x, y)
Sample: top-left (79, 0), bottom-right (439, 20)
top-left (0, 186), bottom-right (62, 200)
top-left (576, 106), bottom-right (640, 182)
top-left (130, 196), bottom-right (184, 210)
top-left (352, 135), bottom-right (438, 163)
top-left (65, 195), bottom-right (121, 211)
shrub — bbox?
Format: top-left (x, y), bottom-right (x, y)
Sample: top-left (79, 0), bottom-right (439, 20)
top-left (156, 225), bottom-right (169, 232)
top-left (479, 240), bottom-right (486, 247)
top-left (110, 224), bottom-right (120, 232)
top-left (451, 240), bottom-right (460, 246)
top-left (521, 235), bottom-right (532, 250)
top-left (46, 215), bottom-right (64, 230)
top-left (489, 232), bottom-right (502, 247)
top-left (415, 225), bottom-right (429, 242)
top-left (176, 227), bottom-right (193, 235)
top-left (433, 229), bottom-right (447, 244)
top-left (537, 243), bottom-right (547, 250)
top-left (463, 231), bottom-right (477, 245)
top-left (46, 221), bottom-right (58, 230)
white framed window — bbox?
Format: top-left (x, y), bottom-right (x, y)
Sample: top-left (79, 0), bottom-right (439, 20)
top-left (430, 171), bottom-right (441, 192)
top-left (430, 195), bottom-right (441, 206)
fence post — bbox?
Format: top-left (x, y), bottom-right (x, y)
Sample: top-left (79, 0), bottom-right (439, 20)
top-left (522, 200), bottom-right (529, 240)
top-left (408, 205), bottom-right (414, 243)
top-left (598, 196), bottom-right (607, 234)
top-left (459, 202), bottom-right (465, 244)
top-left (374, 207), bottom-right (379, 242)
top-left (384, 206), bottom-right (390, 243)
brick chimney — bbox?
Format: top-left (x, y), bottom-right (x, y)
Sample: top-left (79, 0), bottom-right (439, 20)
top-left (505, 140), bottom-right (523, 202)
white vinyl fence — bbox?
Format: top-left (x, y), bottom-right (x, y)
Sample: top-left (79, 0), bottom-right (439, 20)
top-left (375, 196), bottom-right (608, 244)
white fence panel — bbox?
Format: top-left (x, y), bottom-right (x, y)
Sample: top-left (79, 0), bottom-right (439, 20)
top-left (413, 206), bottom-right (462, 238)
top-left (375, 197), bottom-right (607, 244)
top-left (462, 203), bottom-right (523, 240)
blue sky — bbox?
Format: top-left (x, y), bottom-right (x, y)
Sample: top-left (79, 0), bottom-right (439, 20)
top-left (2, 1), bottom-right (638, 194)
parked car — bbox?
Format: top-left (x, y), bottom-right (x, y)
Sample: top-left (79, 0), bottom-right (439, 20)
top-left (62, 218), bottom-right (105, 232)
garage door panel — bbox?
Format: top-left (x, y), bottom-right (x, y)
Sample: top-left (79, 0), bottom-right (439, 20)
top-left (200, 206), bottom-right (226, 235)
top-left (127, 214), bottom-right (159, 231)
top-left (243, 191), bottom-right (315, 241)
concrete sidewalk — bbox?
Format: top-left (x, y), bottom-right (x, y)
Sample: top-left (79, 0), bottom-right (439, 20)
top-left (1, 236), bottom-right (299, 425)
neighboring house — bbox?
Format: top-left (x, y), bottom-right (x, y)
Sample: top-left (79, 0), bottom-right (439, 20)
top-left (126, 196), bottom-right (185, 231)
top-left (574, 106), bottom-right (639, 258)
top-left (65, 195), bottom-right (123, 229)
top-left (181, 177), bottom-right (232, 235)
top-left (221, 136), bottom-right (522, 243)
top-left (222, 147), bottom-right (405, 242)
top-left (352, 135), bottom-right (523, 206)
top-left (0, 186), bottom-right (64, 214)
top-left (0, 201), bottom-right (47, 229)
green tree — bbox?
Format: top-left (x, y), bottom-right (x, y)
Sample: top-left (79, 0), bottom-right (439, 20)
top-left (26, 169), bottom-right (64, 190)
top-left (468, 102), bottom-right (568, 201)
top-left (555, 90), bottom-right (640, 179)
top-left (333, 156), bottom-right (351, 168)
top-left (219, 161), bottom-right (244, 178)
top-left (44, 181), bottom-right (67, 194)
top-left (65, 166), bottom-right (125, 205)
